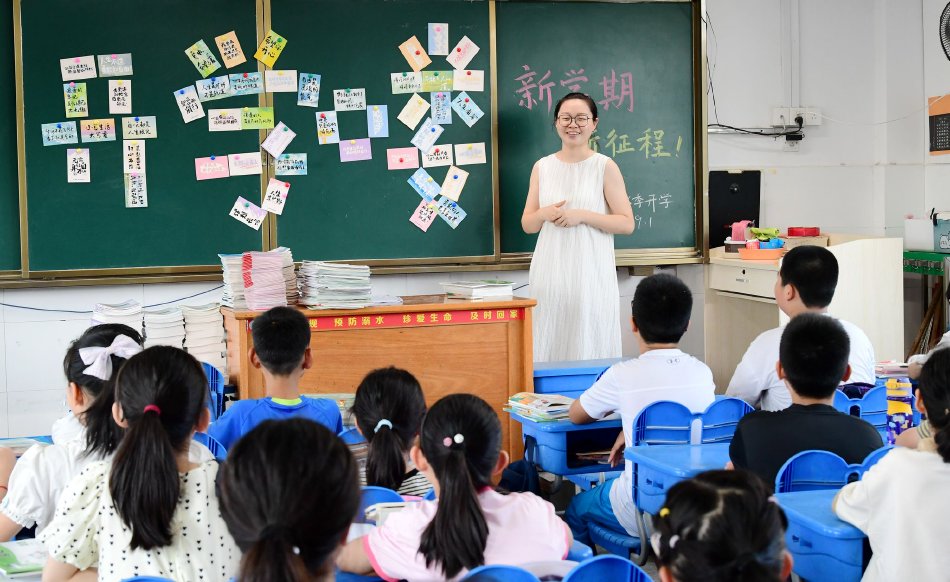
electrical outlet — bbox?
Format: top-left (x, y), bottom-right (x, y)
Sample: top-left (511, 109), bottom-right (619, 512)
top-left (771, 107), bottom-right (793, 127)
top-left (803, 107), bottom-right (822, 126)
top-left (783, 138), bottom-right (800, 152)
top-left (772, 106), bottom-right (822, 126)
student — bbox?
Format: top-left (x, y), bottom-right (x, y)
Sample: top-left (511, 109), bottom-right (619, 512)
top-left (652, 469), bottom-right (793, 582)
top-left (217, 418), bottom-right (359, 582)
top-left (351, 367), bottom-right (432, 496)
top-left (209, 306), bottom-right (342, 450)
top-left (41, 346), bottom-right (239, 582)
top-left (729, 313), bottom-right (883, 486)
top-left (338, 394), bottom-right (570, 581)
top-left (0, 324), bottom-right (143, 539)
top-left (564, 273), bottom-right (716, 545)
top-left (727, 245), bottom-right (876, 411)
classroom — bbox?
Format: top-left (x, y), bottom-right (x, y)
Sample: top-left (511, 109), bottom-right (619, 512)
top-left (0, 0), bottom-right (946, 580)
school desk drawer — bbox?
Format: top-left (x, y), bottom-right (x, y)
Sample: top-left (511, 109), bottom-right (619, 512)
top-left (708, 263), bottom-right (776, 298)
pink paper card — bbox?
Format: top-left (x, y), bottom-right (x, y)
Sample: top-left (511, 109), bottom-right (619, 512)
top-left (339, 139), bottom-right (372, 162)
top-left (387, 147), bottom-right (419, 170)
top-left (410, 196), bottom-right (438, 232)
top-left (195, 155), bottom-right (230, 180)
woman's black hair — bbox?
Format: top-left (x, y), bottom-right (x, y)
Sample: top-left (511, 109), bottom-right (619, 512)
top-left (62, 323), bottom-right (143, 458)
top-left (553, 92), bottom-right (599, 121)
top-left (351, 367), bottom-right (426, 491)
top-left (654, 469), bottom-right (788, 582)
top-left (216, 418), bottom-right (359, 582)
top-left (418, 394), bottom-right (501, 578)
top-left (109, 346), bottom-right (208, 550)
top-left (918, 347), bottom-right (950, 463)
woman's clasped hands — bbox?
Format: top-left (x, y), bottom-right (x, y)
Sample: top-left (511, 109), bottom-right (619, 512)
top-left (540, 200), bottom-right (583, 228)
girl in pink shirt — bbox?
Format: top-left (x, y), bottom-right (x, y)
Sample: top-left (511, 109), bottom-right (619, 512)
top-left (338, 394), bottom-right (571, 581)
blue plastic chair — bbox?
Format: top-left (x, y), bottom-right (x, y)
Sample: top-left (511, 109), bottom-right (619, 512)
top-left (463, 564), bottom-right (540, 581)
top-left (563, 555), bottom-right (651, 582)
top-left (201, 362), bottom-right (226, 421)
top-left (192, 432), bottom-right (227, 462)
top-left (700, 397), bottom-right (753, 443)
top-left (338, 427), bottom-right (366, 444)
top-left (588, 523), bottom-right (641, 559)
top-left (632, 401), bottom-right (695, 445)
top-left (357, 486), bottom-right (403, 524)
top-left (567, 539), bottom-right (594, 562)
top-left (774, 446), bottom-right (893, 493)
top-left (422, 487), bottom-right (437, 500)
top-left (833, 385), bottom-right (888, 439)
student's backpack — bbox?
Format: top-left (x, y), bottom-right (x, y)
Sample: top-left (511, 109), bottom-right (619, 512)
top-left (499, 435), bottom-right (542, 496)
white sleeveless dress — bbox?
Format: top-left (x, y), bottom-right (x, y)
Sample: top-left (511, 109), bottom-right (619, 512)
top-left (529, 153), bottom-right (622, 362)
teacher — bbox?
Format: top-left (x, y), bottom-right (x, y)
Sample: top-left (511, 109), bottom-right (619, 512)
top-left (521, 92), bottom-right (635, 362)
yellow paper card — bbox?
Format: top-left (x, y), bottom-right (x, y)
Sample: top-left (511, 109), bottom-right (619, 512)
top-left (254, 30), bottom-right (287, 67)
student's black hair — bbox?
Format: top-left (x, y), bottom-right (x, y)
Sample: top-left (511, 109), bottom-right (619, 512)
top-left (779, 312), bottom-right (850, 399)
top-left (630, 273), bottom-right (693, 344)
top-left (352, 367), bottom-right (427, 491)
top-left (553, 92), bottom-right (598, 121)
top-left (917, 347), bottom-right (950, 463)
top-left (779, 245), bottom-right (839, 308)
top-left (62, 323), bottom-right (143, 458)
top-left (418, 394), bottom-right (501, 578)
top-left (216, 418), bottom-right (359, 582)
top-left (250, 306), bottom-right (311, 376)
top-left (654, 469), bottom-right (788, 582)
top-left (109, 346), bottom-right (208, 550)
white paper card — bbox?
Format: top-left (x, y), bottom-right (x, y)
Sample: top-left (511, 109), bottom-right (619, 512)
top-left (391, 72), bottom-right (422, 94)
top-left (316, 111), bottom-right (340, 145)
top-left (208, 109), bottom-right (242, 131)
top-left (440, 165), bottom-right (469, 201)
top-left (108, 80), bottom-right (132, 114)
top-left (230, 197), bottom-right (266, 230)
top-left (421, 146), bottom-right (453, 168)
top-left (60, 56), bottom-right (97, 81)
top-left (428, 23), bottom-right (449, 55)
top-left (124, 172), bottom-right (148, 208)
top-left (455, 142), bottom-right (487, 165)
top-left (397, 93), bottom-right (430, 129)
top-left (123, 140), bottom-right (145, 173)
top-left (436, 196), bottom-right (467, 229)
top-left (410, 117), bottom-right (444, 154)
top-left (228, 152), bottom-right (263, 176)
top-left (262, 178), bottom-right (291, 214)
top-left (66, 148), bottom-right (90, 183)
top-left (446, 36), bottom-right (479, 70)
top-left (265, 70), bottom-right (298, 92)
top-left (333, 88), bottom-right (367, 111)
top-left (98, 53), bottom-right (133, 77)
top-left (121, 116), bottom-right (157, 139)
top-left (196, 76), bottom-right (231, 101)
top-left (174, 86), bottom-right (205, 123)
top-left (453, 70), bottom-right (484, 92)
top-left (261, 122), bottom-right (296, 158)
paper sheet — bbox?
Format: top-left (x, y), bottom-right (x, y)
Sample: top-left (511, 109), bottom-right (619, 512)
top-left (437, 196), bottom-right (467, 228)
top-left (391, 72), bottom-right (422, 94)
top-left (254, 30), bottom-right (287, 67)
top-left (446, 36), bottom-right (479, 70)
top-left (185, 40), bottom-right (221, 77)
top-left (41, 121), bottom-right (78, 146)
top-left (399, 36), bottom-right (432, 72)
top-left (367, 105), bottom-right (389, 138)
top-left (124, 172), bottom-right (147, 207)
top-left (262, 178), bottom-right (290, 214)
top-left (410, 195), bottom-right (438, 232)
top-left (397, 93), bottom-right (430, 129)
top-left (63, 83), bottom-right (88, 118)
top-left (453, 70), bottom-right (484, 92)
top-left (174, 86), bottom-right (205, 123)
top-left (123, 140), bottom-right (145, 173)
top-left (208, 108), bottom-right (243, 131)
top-left (195, 155), bottom-right (230, 180)
top-left (339, 139), bottom-right (373, 162)
top-left (421, 71), bottom-right (453, 92)
top-left (108, 80), bottom-right (132, 114)
top-left (230, 197), bottom-right (266, 230)
top-left (451, 92), bottom-right (484, 127)
top-left (228, 152), bottom-right (263, 176)
top-left (407, 168), bottom-right (441, 199)
top-left (121, 116), bottom-right (157, 139)
top-left (275, 153), bottom-right (307, 175)
top-left (196, 76), bottom-right (231, 101)
top-left (387, 147), bottom-right (419, 170)
top-left (430, 92), bottom-right (452, 124)
top-left (455, 142), bottom-right (487, 165)
top-left (265, 70), bottom-right (297, 93)
top-left (427, 24), bottom-right (449, 56)
top-left (261, 122), bottom-right (296, 158)
top-left (60, 56), bottom-right (97, 81)
top-left (79, 119), bottom-right (116, 143)
top-left (230, 72), bottom-right (264, 95)
top-left (421, 146), bottom-right (452, 168)
top-left (215, 31), bottom-right (247, 68)
top-left (298, 73), bottom-right (321, 107)
top-left (333, 88), bottom-right (367, 111)
top-left (316, 111), bottom-right (340, 144)
top-left (98, 53), bottom-right (133, 77)
top-left (439, 165), bottom-right (469, 201)
top-left (241, 107), bottom-right (275, 130)
top-left (66, 148), bottom-right (90, 183)
top-left (410, 117), bottom-right (444, 154)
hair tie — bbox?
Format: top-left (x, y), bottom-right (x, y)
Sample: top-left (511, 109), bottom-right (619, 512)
top-left (374, 419), bottom-right (393, 433)
top-left (143, 404), bottom-right (161, 416)
top-left (261, 524), bottom-right (291, 541)
top-left (78, 334), bottom-right (143, 381)
top-left (659, 507), bottom-right (670, 518)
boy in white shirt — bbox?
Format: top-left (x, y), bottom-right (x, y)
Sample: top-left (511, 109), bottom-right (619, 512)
top-left (565, 273), bottom-right (716, 544)
top-left (726, 245), bottom-right (875, 411)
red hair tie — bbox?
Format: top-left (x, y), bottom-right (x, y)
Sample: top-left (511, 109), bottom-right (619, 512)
top-left (143, 404), bottom-right (162, 416)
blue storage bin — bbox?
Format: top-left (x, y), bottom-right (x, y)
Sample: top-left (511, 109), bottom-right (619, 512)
top-left (625, 443), bottom-right (731, 515)
top-left (513, 412), bottom-right (623, 476)
top-left (533, 358), bottom-right (623, 399)
top-left (775, 490), bottom-right (865, 582)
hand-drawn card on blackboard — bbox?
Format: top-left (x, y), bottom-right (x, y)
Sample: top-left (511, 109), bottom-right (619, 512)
top-left (185, 40), bottom-right (221, 78)
top-left (122, 116), bottom-right (157, 139)
top-left (123, 140), bottom-right (145, 173)
top-left (333, 88), bottom-right (367, 111)
top-left (410, 195), bottom-right (438, 232)
top-left (408, 168), bottom-right (441, 199)
top-left (79, 119), bottom-right (116, 143)
top-left (242, 107), bottom-right (275, 130)
top-left (455, 142), bottom-right (486, 165)
top-left (228, 152), bottom-right (263, 176)
top-left (230, 197), bottom-right (266, 230)
top-left (387, 147), bottom-right (418, 170)
top-left (108, 80), bottom-right (132, 114)
top-left (316, 111), bottom-right (340, 144)
top-left (391, 72), bottom-right (422, 94)
top-left (124, 172), bottom-right (147, 208)
top-left (451, 92), bottom-right (484, 127)
top-left (215, 31), bottom-right (247, 68)
top-left (421, 71), bottom-right (453, 92)
top-left (397, 93), bottom-right (430, 130)
top-left (261, 122), bottom-right (296, 158)
top-left (97, 53), bottom-right (133, 77)
top-left (230, 72), bottom-right (264, 96)
top-left (263, 178), bottom-right (290, 215)
top-left (446, 36), bottom-right (479, 71)
top-left (421, 146), bottom-right (452, 168)
top-left (399, 36), bottom-right (431, 72)
top-left (453, 70), bottom-right (484, 92)
top-left (60, 56), bottom-right (97, 81)
top-left (254, 30), bottom-right (287, 67)
top-left (275, 153), bottom-right (307, 176)
top-left (265, 70), bottom-right (297, 93)
top-left (430, 92), bottom-right (452, 124)
top-left (367, 105), bottom-right (389, 138)
top-left (208, 109), bottom-right (242, 132)
top-left (428, 24), bottom-right (449, 56)
top-left (174, 86), bottom-right (205, 123)
top-left (440, 166), bottom-right (469, 202)
top-left (41, 121), bottom-right (78, 146)
top-left (411, 118), bottom-right (444, 154)
top-left (436, 196), bottom-right (467, 229)
top-left (63, 83), bottom-right (88, 118)
top-left (196, 76), bottom-right (231, 102)
top-left (298, 73), bottom-right (321, 107)
top-left (194, 155), bottom-right (229, 180)
top-left (339, 139), bottom-right (372, 162)
top-left (66, 148), bottom-right (90, 183)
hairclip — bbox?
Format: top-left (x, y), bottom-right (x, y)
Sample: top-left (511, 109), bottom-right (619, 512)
top-left (78, 334), bottom-right (143, 381)
top-left (659, 507), bottom-right (670, 518)
top-left (374, 419), bottom-right (393, 433)
top-left (292, 546), bottom-right (300, 555)
top-left (443, 433), bottom-right (465, 447)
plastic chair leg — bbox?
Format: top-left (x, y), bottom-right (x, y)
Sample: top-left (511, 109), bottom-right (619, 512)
top-left (631, 508), bottom-right (652, 566)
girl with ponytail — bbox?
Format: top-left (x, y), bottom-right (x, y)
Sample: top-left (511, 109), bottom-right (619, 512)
top-left (338, 394), bottom-right (571, 581)
top-left (836, 346), bottom-right (950, 582)
top-left (41, 346), bottom-right (239, 582)
top-left (217, 418), bottom-right (359, 582)
top-left (351, 367), bottom-right (431, 496)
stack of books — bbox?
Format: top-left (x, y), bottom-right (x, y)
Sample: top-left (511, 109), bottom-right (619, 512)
top-left (182, 303), bottom-right (227, 373)
top-left (441, 280), bottom-right (514, 300)
top-left (143, 307), bottom-right (186, 349)
top-left (505, 392), bottom-right (574, 422)
top-left (0, 538), bottom-right (45, 578)
top-left (90, 300), bottom-right (143, 335)
top-left (220, 247), bottom-right (298, 311)
top-left (298, 261), bottom-right (372, 309)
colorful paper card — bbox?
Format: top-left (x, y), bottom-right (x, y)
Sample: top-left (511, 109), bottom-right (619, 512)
top-left (333, 88), bottom-right (366, 111)
top-left (430, 92), bottom-right (452, 124)
top-left (228, 152), bottom-right (263, 176)
top-left (60, 56), bottom-right (97, 81)
top-left (339, 139), bottom-right (372, 162)
top-left (265, 70), bottom-right (297, 93)
top-left (316, 111), bottom-right (340, 144)
top-left (398, 36), bottom-right (431, 72)
top-left (453, 70), bottom-right (484, 92)
top-left (275, 153), bottom-right (307, 175)
top-left (397, 93), bottom-right (429, 130)
top-left (421, 71), bottom-right (453, 92)
top-left (124, 172), bottom-right (147, 208)
top-left (367, 105), bottom-right (389, 138)
top-left (122, 116), bottom-right (157, 139)
top-left (261, 122), bottom-right (296, 158)
top-left (208, 109), bottom-right (242, 131)
top-left (407, 168), bottom-right (441, 199)
top-left (63, 83), bottom-right (88, 118)
top-left (437, 196), bottom-right (467, 229)
top-left (446, 36), bottom-right (479, 70)
top-left (196, 76), bottom-right (231, 101)
top-left (455, 142), bottom-right (487, 165)
top-left (451, 92), bottom-right (484, 127)
top-left (410, 118), bottom-right (444, 154)
top-left (391, 72), bottom-right (422, 94)
top-left (41, 121), bottom-right (78, 146)
top-left (387, 147), bottom-right (418, 170)
top-left (230, 197), bottom-right (266, 230)
top-left (66, 148), bottom-right (90, 183)
top-left (185, 40), bottom-right (221, 78)
top-left (242, 107), bottom-right (275, 130)
top-left (427, 23), bottom-right (449, 56)
top-left (108, 80), bottom-right (132, 115)
top-left (79, 118), bottom-right (116, 143)
top-left (254, 30), bottom-right (287, 67)
top-left (195, 155), bottom-right (230, 180)
top-left (262, 178), bottom-right (290, 214)
top-left (123, 140), bottom-right (145, 173)
top-left (174, 86), bottom-right (205, 123)
top-left (297, 73), bottom-right (321, 107)
top-left (410, 195), bottom-right (438, 232)
top-left (440, 165), bottom-right (469, 202)
top-left (421, 146), bottom-right (453, 168)
top-left (98, 53), bottom-right (133, 77)
top-left (230, 72), bottom-right (264, 95)
top-left (215, 31), bottom-right (247, 68)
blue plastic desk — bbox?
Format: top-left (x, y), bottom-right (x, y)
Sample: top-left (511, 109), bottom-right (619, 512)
top-left (624, 443), bottom-right (731, 515)
top-left (775, 490), bottom-right (865, 582)
top-left (533, 358), bottom-right (624, 399)
top-left (511, 412), bottom-right (623, 477)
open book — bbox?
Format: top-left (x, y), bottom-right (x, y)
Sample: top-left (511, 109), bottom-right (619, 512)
top-left (0, 538), bottom-right (45, 577)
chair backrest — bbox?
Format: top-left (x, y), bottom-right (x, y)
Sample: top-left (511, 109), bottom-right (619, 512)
top-left (566, 539), bottom-right (594, 562)
top-left (833, 385), bottom-right (888, 424)
top-left (192, 432), bottom-right (227, 462)
top-left (700, 398), bottom-right (754, 444)
top-left (861, 445), bottom-right (893, 474)
top-left (357, 486), bottom-right (403, 524)
top-left (463, 564), bottom-right (541, 581)
top-left (632, 401), bottom-right (694, 445)
top-left (201, 362), bottom-right (226, 421)
top-left (563, 555), bottom-right (651, 582)
top-left (338, 426), bottom-right (366, 444)
top-left (774, 450), bottom-right (853, 493)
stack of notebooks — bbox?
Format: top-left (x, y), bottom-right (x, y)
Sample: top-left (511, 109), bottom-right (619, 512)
top-left (143, 307), bottom-right (186, 349)
top-left (220, 247), bottom-right (298, 310)
top-left (90, 300), bottom-right (143, 334)
top-left (505, 392), bottom-right (574, 422)
top-left (298, 261), bottom-right (372, 309)
top-left (441, 280), bottom-right (514, 300)
top-left (182, 303), bottom-right (227, 373)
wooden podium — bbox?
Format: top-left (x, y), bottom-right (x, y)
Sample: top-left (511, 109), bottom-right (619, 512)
top-left (221, 295), bottom-right (536, 459)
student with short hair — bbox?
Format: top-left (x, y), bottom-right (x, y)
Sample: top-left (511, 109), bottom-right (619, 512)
top-left (727, 245), bottom-right (876, 411)
top-left (564, 273), bottom-right (716, 545)
top-left (729, 313), bottom-right (883, 486)
top-left (209, 306), bottom-right (342, 450)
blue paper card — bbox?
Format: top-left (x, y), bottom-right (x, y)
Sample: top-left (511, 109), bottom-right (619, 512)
top-left (229, 72), bottom-right (264, 96)
top-left (367, 105), bottom-right (389, 138)
top-left (275, 153), bottom-right (308, 175)
top-left (407, 168), bottom-right (442, 199)
top-left (298, 73), bottom-right (321, 107)
top-left (430, 91), bottom-right (452, 124)
top-left (451, 91), bottom-right (484, 127)
top-left (41, 121), bottom-right (78, 146)
top-left (437, 196), bottom-right (467, 229)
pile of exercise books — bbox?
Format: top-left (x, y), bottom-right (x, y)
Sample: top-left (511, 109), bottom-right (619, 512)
top-left (182, 303), bottom-right (227, 373)
top-left (220, 247), bottom-right (298, 310)
top-left (441, 280), bottom-right (514, 300)
top-left (143, 307), bottom-right (185, 349)
top-left (505, 392), bottom-right (574, 422)
top-left (90, 300), bottom-right (143, 334)
top-left (298, 261), bottom-right (372, 309)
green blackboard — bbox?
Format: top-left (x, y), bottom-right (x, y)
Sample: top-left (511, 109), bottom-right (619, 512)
top-left (270, 0), bottom-right (495, 262)
top-left (19, 0), bottom-right (264, 273)
top-left (496, 1), bottom-right (698, 255)
top-left (0, 3), bottom-right (19, 272)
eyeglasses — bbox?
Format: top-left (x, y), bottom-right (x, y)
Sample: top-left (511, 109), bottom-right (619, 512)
top-left (557, 114), bottom-right (592, 127)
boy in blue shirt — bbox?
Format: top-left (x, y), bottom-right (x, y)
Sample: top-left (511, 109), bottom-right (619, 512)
top-left (209, 306), bottom-right (343, 450)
